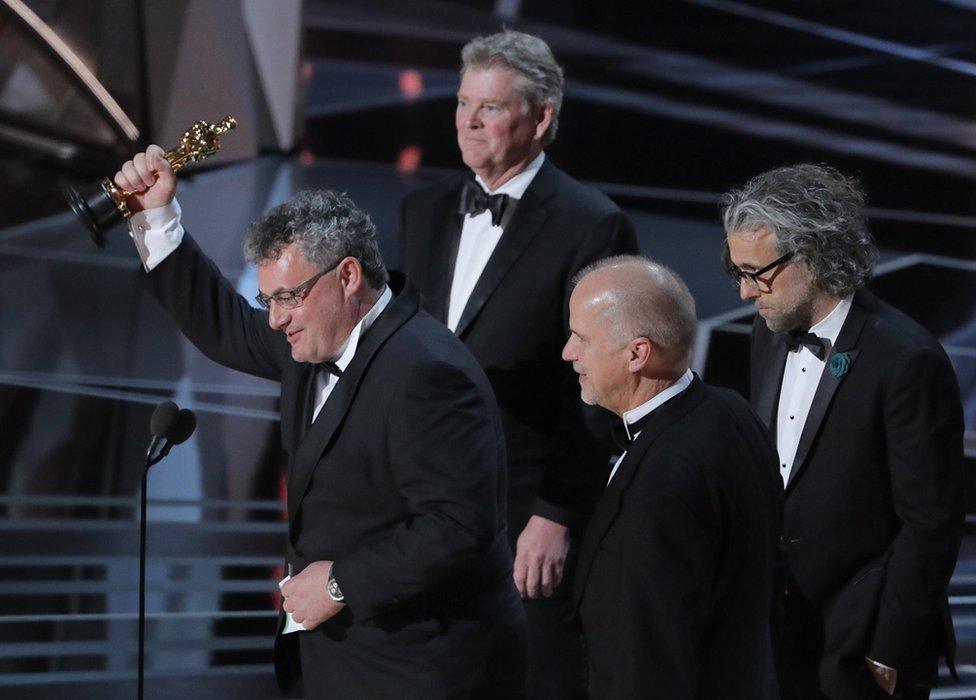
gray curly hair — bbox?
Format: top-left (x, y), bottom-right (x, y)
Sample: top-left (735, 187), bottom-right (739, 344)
top-left (721, 164), bottom-right (877, 297)
top-left (243, 190), bottom-right (388, 289)
top-left (461, 30), bottom-right (564, 146)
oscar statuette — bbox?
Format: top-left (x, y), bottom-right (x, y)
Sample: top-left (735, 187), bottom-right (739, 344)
top-left (64, 115), bottom-right (237, 246)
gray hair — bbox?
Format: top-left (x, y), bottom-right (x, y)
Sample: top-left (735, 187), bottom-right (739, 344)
top-left (721, 164), bottom-right (877, 296)
top-left (572, 255), bottom-right (698, 365)
top-left (461, 30), bottom-right (564, 146)
top-left (243, 190), bottom-right (388, 289)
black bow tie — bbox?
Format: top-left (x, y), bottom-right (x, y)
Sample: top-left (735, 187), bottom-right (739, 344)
top-left (321, 361), bottom-right (343, 378)
top-left (611, 411), bottom-right (655, 452)
top-left (304, 362), bottom-right (342, 433)
top-left (459, 179), bottom-right (509, 227)
top-left (785, 331), bottom-right (827, 360)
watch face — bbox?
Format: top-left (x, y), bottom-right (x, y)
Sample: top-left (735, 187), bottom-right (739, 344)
top-left (328, 578), bottom-right (343, 600)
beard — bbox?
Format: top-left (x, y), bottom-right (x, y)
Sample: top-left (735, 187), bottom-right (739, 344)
top-left (579, 383), bottom-right (597, 407)
top-left (576, 370), bottom-right (603, 408)
top-left (761, 291), bottom-right (816, 333)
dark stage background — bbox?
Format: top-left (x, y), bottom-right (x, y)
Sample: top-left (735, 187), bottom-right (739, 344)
top-left (0, 0), bottom-right (974, 697)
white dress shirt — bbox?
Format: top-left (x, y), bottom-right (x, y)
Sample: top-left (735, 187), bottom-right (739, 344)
top-left (775, 296), bottom-right (852, 486)
top-left (446, 151), bottom-right (545, 331)
top-left (607, 369), bottom-right (694, 484)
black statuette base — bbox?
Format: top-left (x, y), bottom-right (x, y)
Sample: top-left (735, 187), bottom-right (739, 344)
top-left (64, 180), bottom-right (123, 248)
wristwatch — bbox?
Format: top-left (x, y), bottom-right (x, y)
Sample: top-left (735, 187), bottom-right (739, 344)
top-left (327, 575), bottom-right (344, 603)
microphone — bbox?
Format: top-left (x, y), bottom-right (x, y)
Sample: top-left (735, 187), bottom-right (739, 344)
top-left (146, 400), bottom-right (179, 463)
top-left (138, 401), bottom-right (197, 700)
top-left (154, 408), bottom-right (197, 462)
top-left (169, 408), bottom-right (197, 444)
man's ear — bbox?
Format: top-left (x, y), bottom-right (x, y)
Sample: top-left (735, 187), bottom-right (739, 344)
top-left (533, 102), bottom-right (554, 142)
top-left (628, 337), bottom-right (652, 373)
top-left (337, 257), bottom-right (364, 300)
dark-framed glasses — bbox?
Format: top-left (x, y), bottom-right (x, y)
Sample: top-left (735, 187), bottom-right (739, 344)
top-left (727, 251), bottom-right (793, 289)
top-left (255, 259), bottom-right (341, 310)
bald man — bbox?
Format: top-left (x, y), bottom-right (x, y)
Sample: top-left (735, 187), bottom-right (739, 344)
top-left (564, 256), bottom-right (782, 699)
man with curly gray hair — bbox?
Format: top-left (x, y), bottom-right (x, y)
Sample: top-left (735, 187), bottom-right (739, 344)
top-left (400, 29), bottom-right (637, 697)
top-left (724, 164), bottom-right (964, 700)
top-left (113, 146), bottom-right (527, 698)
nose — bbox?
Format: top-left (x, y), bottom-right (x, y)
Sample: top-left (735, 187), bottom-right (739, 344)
top-left (561, 336), bottom-right (576, 362)
top-left (462, 106), bottom-right (481, 130)
top-left (267, 301), bottom-right (290, 331)
top-left (739, 278), bottom-right (759, 301)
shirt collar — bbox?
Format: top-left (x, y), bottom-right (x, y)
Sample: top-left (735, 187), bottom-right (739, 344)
top-left (621, 369), bottom-right (694, 441)
top-left (474, 151), bottom-right (545, 199)
top-left (330, 285), bottom-right (393, 372)
top-left (809, 294), bottom-right (853, 347)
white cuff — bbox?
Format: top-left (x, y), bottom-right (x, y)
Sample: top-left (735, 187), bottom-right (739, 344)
top-left (128, 199), bottom-right (184, 271)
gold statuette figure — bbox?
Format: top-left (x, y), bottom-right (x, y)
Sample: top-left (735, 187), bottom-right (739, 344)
top-left (65, 116), bottom-right (238, 247)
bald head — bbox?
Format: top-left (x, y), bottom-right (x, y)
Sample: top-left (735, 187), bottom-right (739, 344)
top-left (572, 256), bottom-right (697, 370)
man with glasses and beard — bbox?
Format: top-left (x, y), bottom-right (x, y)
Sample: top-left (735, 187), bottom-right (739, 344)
top-left (724, 164), bottom-right (964, 699)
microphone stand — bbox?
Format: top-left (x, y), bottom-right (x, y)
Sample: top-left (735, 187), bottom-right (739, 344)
top-left (139, 441), bottom-right (170, 700)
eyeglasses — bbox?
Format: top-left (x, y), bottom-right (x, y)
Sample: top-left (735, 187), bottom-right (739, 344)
top-left (727, 251), bottom-right (793, 289)
top-left (255, 259), bottom-right (341, 310)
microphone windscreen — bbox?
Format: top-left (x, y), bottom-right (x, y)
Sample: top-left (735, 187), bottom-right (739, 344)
top-left (150, 401), bottom-right (180, 438)
top-left (168, 408), bottom-right (197, 445)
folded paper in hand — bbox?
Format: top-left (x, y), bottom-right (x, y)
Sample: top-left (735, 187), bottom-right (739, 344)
top-left (278, 575), bottom-right (306, 634)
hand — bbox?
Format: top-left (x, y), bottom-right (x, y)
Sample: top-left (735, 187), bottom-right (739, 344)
top-left (280, 560), bottom-right (344, 631)
top-left (113, 144), bottom-right (176, 214)
top-left (865, 657), bottom-right (897, 695)
top-left (514, 515), bottom-right (571, 599)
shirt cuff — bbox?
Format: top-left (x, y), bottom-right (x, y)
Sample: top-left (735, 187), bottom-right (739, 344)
top-left (128, 199), bottom-right (184, 271)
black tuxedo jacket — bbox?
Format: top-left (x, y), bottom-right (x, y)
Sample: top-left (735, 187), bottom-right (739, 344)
top-left (400, 159), bottom-right (638, 540)
top-left (140, 235), bottom-right (524, 698)
top-left (572, 377), bottom-right (782, 699)
top-left (751, 288), bottom-right (965, 698)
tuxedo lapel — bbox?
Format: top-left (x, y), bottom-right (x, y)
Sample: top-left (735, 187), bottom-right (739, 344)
top-left (785, 293), bottom-right (871, 493)
top-left (287, 279), bottom-right (420, 525)
top-left (454, 160), bottom-right (559, 338)
top-left (287, 363), bottom-right (317, 454)
top-left (755, 330), bottom-right (789, 433)
top-left (572, 378), bottom-right (706, 611)
top-left (420, 179), bottom-right (465, 324)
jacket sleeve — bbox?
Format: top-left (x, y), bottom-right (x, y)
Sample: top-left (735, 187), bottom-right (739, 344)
top-left (139, 233), bottom-right (285, 382)
top-left (868, 348), bottom-right (965, 667)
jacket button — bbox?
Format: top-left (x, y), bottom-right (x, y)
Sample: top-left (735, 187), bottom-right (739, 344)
top-left (294, 548), bottom-right (304, 558)
top-left (778, 535), bottom-right (787, 549)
